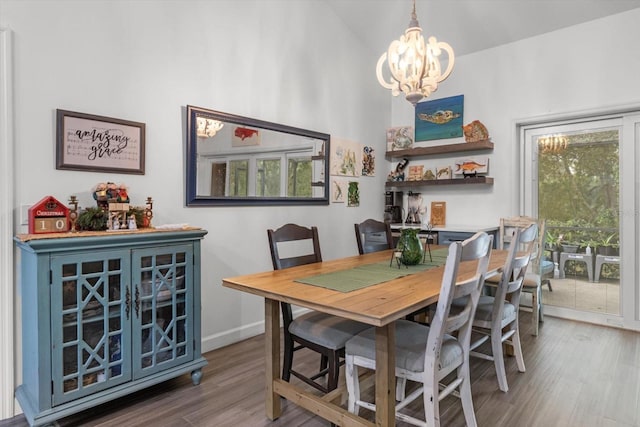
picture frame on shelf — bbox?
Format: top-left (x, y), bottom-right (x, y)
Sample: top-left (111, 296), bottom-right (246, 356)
top-left (435, 166), bottom-right (452, 180)
top-left (408, 165), bottom-right (424, 181)
top-left (56, 109), bottom-right (146, 175)
top-left (422, 167), bottom-right (437, 180)
top-left (453, 157), bottom-right (489, 176)
top-left (415, 94), bottom-right (464, 142)
top-left (386, 126), bottom-right (414, 151)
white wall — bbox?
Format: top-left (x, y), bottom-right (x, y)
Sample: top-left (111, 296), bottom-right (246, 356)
top-left (3, 0), bottom-right (640, 419)
top-left (0, 0), bottom-right (391, 417)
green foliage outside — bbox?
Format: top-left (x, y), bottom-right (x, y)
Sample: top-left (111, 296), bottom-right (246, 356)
top-left (288, 158), bottom-right (312, 197)
top-left (538, 130), bottom-right (619, 279)
top-left (229, 160), bottom-right (248, 196)
top-left (257, 159), bottom-right (281, 197)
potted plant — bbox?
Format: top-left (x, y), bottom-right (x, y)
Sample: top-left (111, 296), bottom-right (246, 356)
top-left (561, 241), bottom-right (580, 253)
top-left (545, 230), bottom-right (563, 251)
top-left (580, 238), bottom-right (599, 255)
top-left (597, 232), bottom-right (619, 256)
top-left (545, 230), bottom-right (564, 263)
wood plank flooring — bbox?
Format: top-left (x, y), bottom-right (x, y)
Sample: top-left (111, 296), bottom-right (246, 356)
top-left (3, 313), bottom-right (640, 427)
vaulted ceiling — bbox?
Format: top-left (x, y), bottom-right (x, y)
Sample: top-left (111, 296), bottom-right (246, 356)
top-left (323, 0), bottom-right (640, 57)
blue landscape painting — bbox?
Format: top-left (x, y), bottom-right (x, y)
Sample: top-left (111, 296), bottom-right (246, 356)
top-left (414, 94), bottom-right (464, 142)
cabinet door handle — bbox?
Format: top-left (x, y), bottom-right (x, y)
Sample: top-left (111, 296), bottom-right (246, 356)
top-left (125, 286), bottom-right (131, 320)
top-left (135, 286), bottom-right (140, 318)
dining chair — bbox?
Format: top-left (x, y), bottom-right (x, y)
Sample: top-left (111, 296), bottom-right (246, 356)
top-left (522, 218), bottom-right (554, 336)
top-left (267, 223), bottom-right (369, 393)
top-left (354, 218), bottom-right (394, 255)
top-left (465, 222), bottom-right (537, 393)
top-left (491, 216), bottom-right (552, 336)
top-left (344, 232), bottom-right (493, 427)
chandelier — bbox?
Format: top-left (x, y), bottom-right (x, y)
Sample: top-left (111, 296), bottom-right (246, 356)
top-left (376, 0), bottom-right (455, 106)
top-left (196, 117), bottom-right (224, 138)
top-left (538, 135), bottom-right (568, 154)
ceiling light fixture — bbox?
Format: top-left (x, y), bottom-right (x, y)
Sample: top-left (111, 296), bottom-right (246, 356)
top-left (376, 0), bottom-right (455, 106)
top-left (196, 117), bottom-right (224, 138)
top-left (538, 135), bottom-right (568, 154)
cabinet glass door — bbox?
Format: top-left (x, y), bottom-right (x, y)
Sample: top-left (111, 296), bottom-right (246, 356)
top-left (51, 250), bottom-right (132, 405)
top-left (131, 244), bottom-right (194, 378)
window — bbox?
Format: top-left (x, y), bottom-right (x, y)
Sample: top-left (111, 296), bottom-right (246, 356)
top-left (229, 160), bottom-right (248, 196)
top-left (256, 158), bottom-right (281, 197)
top-left (287, 157), bottom-right (312, 197)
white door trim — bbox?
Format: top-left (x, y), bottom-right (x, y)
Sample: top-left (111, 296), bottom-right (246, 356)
top-left (519, 112), bottom-right (640, 331)
top-left (0, 27), bottom-right (15, 419)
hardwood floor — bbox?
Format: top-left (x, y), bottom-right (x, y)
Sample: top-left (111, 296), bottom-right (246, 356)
top-left (3, 313), bottom-right (640, 427)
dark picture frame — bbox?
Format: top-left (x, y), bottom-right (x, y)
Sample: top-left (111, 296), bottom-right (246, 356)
top-left (185, 105), bottom-right (330, 206)
top-left (56, 109), bottom-right (146, 174)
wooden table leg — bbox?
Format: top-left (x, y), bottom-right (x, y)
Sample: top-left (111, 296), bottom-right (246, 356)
top-left (375, 323), bottom-right (395, 427)
top-left (265, 299), bottom-right (281, 420)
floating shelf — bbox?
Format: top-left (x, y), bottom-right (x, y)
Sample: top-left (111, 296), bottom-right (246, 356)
top-left (385, 176), bottom-right (494, 188)
top-left (386, 140), bottom-right (494, 158)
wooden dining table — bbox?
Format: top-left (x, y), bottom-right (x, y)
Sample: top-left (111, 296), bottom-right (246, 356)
top-left (222, 247), bottom-right (507, 427)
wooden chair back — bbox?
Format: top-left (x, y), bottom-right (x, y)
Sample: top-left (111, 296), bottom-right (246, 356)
top-left (354, 219), bottom-right (393, 255)
top-left (267, 223), bottom-right (322, 270)
top-left (267, 223), bottom-right (323, 330)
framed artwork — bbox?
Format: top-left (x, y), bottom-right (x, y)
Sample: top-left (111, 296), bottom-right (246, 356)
top-left (56, 109), bottom-right (145, 174)
top-left (347, 181), bottom-right (360, 207)
top-left (422, 167), bottom-right (436, 180)
top-left (408, 165), bottom-right (424, 181)
top-left (330, 138), bottom-right (361, 177)
top-left (435, 166), bottom-right (452, 180)
top-left (453, 157), bottom-right (489, 176)
top-left (431, 201), bottom-right (446, 226)
top-left (232, 126), bottom-right (261, 147)
top-left (414, 94), bottom-right (464, 142)
top-left (331, 179), bottom-right (346, 203)
top-left (362, 145), bottom-right (375, 176)
top-left (386, 126), bottom-right (414, 151)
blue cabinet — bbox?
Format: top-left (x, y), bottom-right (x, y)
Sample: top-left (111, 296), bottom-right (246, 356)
top-left (14, 229), bottom-right (207, 426)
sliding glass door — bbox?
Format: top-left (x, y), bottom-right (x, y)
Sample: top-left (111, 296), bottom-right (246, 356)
top-left (521, 117), bottom-right (631, 327)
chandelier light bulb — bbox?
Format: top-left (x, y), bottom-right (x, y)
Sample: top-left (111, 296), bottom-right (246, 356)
top-left (539, 135), bottom-right (568, 153)
top-left (376, 0), bottom-right (455, 106)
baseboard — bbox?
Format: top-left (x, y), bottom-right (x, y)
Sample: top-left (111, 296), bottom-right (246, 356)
top-left (200, 307), bottom-right (310, 354)
top-left (201, 319), bottom-right (266, 353)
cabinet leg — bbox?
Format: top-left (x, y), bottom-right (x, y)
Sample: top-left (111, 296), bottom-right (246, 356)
top-left (191, 368), bottom-right (203, 385)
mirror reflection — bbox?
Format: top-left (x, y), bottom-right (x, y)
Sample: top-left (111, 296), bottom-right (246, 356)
top-left (186, 106), bottom-right (330, 206)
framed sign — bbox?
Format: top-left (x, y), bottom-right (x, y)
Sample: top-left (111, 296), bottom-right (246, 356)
top-left (430, 201), bottom-right (446, 226)
top-left (56, 109), bottom-right (145, 174)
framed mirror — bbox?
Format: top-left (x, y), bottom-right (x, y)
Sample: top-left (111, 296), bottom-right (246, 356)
top-left (186, 106), bottom-right (330, 206)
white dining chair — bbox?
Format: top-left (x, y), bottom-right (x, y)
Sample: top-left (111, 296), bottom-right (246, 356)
top-left (344, 232), bottom-right (492, 427)
top-left (490, 216), bottom-right (551, 336)
top-left (522, 219), bottom-right (554, 336)
top-left (465, 223), bottom-right (537, 392)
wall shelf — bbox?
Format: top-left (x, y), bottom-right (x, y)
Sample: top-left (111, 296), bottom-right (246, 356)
top-left (385, 176), bottom-right (493, 188)
top-left (386, 139), bottom-right (494, 158)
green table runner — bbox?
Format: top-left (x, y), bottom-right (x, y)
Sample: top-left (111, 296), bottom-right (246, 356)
top-left (295, 248), bottom-right (449, 293)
